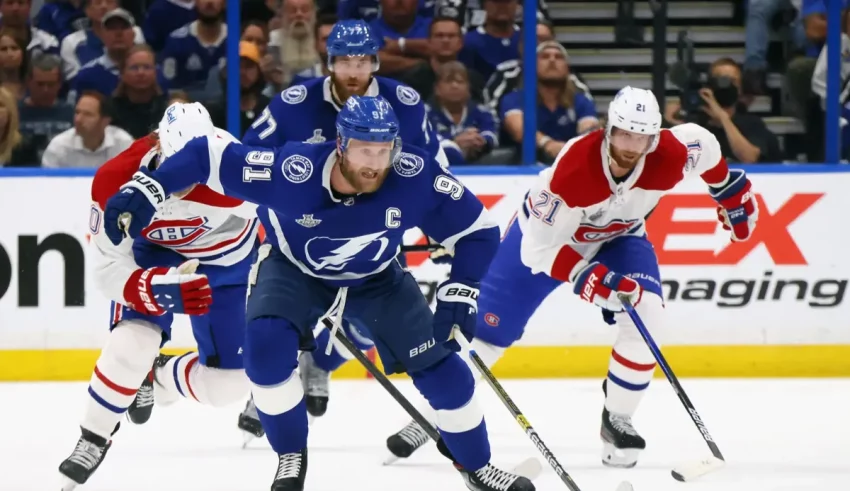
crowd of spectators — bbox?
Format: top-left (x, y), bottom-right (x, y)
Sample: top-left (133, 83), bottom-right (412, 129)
top-left (0, 0), bottom-right (844, 168)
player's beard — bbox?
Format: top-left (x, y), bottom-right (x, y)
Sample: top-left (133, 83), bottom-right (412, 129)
top-left (608, 145), bottom-right (642, 170)
top-left (339, 158), bottom-right (390, 193)
top-left (330, 73), bottom-right (370, 103)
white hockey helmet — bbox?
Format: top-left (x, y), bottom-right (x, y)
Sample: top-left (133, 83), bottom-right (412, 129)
top-left (606, 86), bottom-right (662, 153)
top-left (157, 102), bottom-right (215, 159)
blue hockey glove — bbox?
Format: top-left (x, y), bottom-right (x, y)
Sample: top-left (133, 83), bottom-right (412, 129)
top-left (103, 170), bottom-right (166, 245)
top-left (428, 237), bottom-right (453, 265)
top-left (433, 279), bottom-right (479, 352)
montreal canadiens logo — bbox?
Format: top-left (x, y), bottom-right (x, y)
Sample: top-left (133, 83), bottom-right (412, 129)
top-left (393, 152), bottom-right (424, 177)
top-left (573, 218), bottom-right (640, 243)
top-left (282, 155), bottom-right (313, 183)
top-left (143, 217), bottom-right (211, 247)
top-left (484, 313), bottom-right (500, 327)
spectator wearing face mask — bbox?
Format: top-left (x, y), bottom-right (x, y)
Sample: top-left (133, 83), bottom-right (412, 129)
top-left (687, 58), bottom-right (781, 163)
top-left (427, 61), bottom-right (497, 165)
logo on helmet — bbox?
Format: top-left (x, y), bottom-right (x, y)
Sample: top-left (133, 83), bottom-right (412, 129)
top-left (282, 85), bottom-right (307, 105)
top-left (393, 152), bottom-right (424, 177)
top-left (396, 85), bottom-right (420, 106)
top-left (281, 155), bottom-right (313, 183)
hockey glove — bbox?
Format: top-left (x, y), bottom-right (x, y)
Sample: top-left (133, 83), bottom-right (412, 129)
top-left (123, 259), bottom-right (212, 316)
top-left (709, 169), bottom-right (758, 242)
top-left (433, 279), bottom-right (479, 352)
top-left (573, 262), bottom-right (642, 312)
top-left (103, 170), bottom-right (166, 245)
top-left (427, 237), bottom-right (453, 265)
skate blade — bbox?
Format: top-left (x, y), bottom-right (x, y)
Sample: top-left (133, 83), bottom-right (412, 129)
top-left (614, 481), bottom-right (634, 491)
top-left (307, 413), bottom-right (316, 427)
top-left (513, 457), bottom-right (543, 481)
top-left (671, 456), bottom-right (725, 482)
top-left (59, 474), bottom-right (80, 491)
top-left (382, 453), bottom-right (400, 466)
top-left (241, 431), bottom-right (256, 449)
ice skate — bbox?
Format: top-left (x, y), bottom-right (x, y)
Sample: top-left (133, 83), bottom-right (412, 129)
top-left (601, 407), bottom-right (646, 468)
top-left (58, 428), bottom-right (113, 490)
top-left (461, 462), bottom-right (535, 491)
top-left (238, 397), bottom-right (264, 448)
top-left (298, 351), bottom-right (329, 417)
top-left (270, 448), bottom-right (308, 491)
top-left (384, 419), bottom-right (431, 464)
top-left (127, 354), bottom-right (173, 424)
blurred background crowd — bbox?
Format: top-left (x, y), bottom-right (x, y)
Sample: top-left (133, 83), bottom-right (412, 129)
top-left (0, 0), bottom-right (844, 168)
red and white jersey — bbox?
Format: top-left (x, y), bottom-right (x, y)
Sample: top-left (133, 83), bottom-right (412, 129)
top-left (89, 130), bottom-right (259, 305)
top-left (518, 123), bottom-right (730, 283)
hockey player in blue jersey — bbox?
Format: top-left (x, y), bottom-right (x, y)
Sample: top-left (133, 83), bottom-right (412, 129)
top-left (101, 95), bottom-right (535, 491)
top-left (242, 18), bottom-right (450, 424)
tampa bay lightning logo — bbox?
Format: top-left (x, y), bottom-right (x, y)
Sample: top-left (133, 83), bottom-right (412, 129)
top-left (393, 152), bottom-right (424, 177)
top-left (282, 155), bottom-right (313, 183)
top-left (396, 85), bottom-right (420, 106)
top-left (304, 231), bottom-right (390, 271)
top-left (282, 85), bottom-right (307, 104)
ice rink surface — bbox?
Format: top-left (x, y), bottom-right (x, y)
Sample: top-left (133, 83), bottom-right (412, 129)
top-left (3, 378), bottom-right (848, 491)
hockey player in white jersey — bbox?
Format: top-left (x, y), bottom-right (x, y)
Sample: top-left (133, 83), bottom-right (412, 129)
top-left (58, 103), bottom-right (261, 490)
top-left (384, 86), bottom-right (758, 468)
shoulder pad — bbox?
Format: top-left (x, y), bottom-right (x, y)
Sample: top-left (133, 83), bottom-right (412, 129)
top-left (634, 130), bottom-right (688, 191)
top-left (91, 136), bottom-right (157, 208)
top-left (549, 130), bottom-right (610, 208)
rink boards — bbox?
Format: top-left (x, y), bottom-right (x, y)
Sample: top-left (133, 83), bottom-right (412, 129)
top-left (0, 166), bottom-right (848, 379)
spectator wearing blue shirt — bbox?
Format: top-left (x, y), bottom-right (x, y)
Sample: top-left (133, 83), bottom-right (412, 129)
top-left (288, 13), bottom-right (337, 87)
top-left (460, 0), bottom-right (520, 81)
top-left (160, 0), bottom-right (227, 91)
top-left (34, 0), bottom-right (87, 42)
top-left (108, 44), bottom-right (169, 138)
top-left (60, 1), bottom-right (145, 81)
top-left (397, 16), bottom-right (486, 102)
top-left (338, 0), bottom-right (435, 22)
top-left (142, 0), bottom-right (197, 51)
top-left (0, 0), bottom-right (59, 59)
top-left (370, 0), bottom-right (432, 75)
top-left (427, 61), bottom-right (497, 165)
top-left (499, 41), bottom-right (599, 163)
top-left (72, 9), bottom-right (165, 100)
top-left (786, 0), bottom-right (849, 126)
top-left (18, 53), bottom-right (74, 164)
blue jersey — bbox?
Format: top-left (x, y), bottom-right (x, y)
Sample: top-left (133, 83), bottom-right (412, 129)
top-left (499, 89), bottom-right (598, 144)
top-left (61, 28), bottom-right (145, 80)
top-left (151, 139), bottom-right (498, 287)
top-left (460, 27), bottom-right (520, 81)
top-left (71, 55), bottom-right (170, 101)
top-left (427, 102), bottom-right (499, 148)
top-left (337, 0), bottom-right (435, 21)
top-left (34, 2), bottom-right (87, 41)
top-left (288, 63), bottom-right (324, 87)
top-left (142, 0), bottom-right (198, 51)
top-left (370, 16), bottom-right (431, 46)
top-left (160, 21), bottom-right (228, 90)
top-left (243, 76), bottom-right (449, 168)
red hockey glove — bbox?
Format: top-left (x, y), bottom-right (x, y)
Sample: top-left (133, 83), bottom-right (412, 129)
top-left (710, 169), bottom-right (758, 242)
top-left (123, 259), bottom-right (212, 316)
top-left (572, 262), bottom-right (642, 311)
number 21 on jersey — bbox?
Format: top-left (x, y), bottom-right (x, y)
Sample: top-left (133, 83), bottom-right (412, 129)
top-left (529, 190), bottom-right (563, 225)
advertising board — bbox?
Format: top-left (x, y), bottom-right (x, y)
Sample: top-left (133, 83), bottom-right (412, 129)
top-left (1, 167), bottom-right (848, 379)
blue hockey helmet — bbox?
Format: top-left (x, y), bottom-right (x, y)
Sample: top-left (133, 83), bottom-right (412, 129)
top-left (326, 20), bottom-right (380, 71)
top-left (336, 95), bottom-right (401, 159)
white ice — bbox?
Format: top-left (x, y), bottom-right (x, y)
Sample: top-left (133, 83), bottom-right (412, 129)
top-left (2, 379), bottom-right (848, 491)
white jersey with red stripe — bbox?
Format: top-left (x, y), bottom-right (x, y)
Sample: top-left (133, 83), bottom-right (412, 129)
top-left (517, 123), bottom-right (730, 283)
top-left (90, 129), bottom-right (259, 306)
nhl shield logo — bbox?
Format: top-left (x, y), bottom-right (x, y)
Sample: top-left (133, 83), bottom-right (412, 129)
top-left (296, 214), bottom-right (321, 227)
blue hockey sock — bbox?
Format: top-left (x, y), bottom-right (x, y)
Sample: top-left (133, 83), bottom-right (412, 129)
top-left (244, 317), bottom-right (308, 454)
top-left (412, 354), bottom-right (491, 471)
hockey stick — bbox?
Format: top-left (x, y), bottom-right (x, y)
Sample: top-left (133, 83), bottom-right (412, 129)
top-left (619, 296), bottom-right (726, 481)
top-left (399, 243), bottom-right (441, 252)
top-left (452, 328), bottom-right (634, 491)
top-left (324, 319), bottom-right (542, 481)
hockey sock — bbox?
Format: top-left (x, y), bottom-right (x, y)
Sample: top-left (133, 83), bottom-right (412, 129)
top-left (157, 354), bottom-right (249, 407)
top-left (82, 321), bottom-right (161, 439)
top-left (605, 294), bottom-right (663, 415)
top-left (245, 317), bottom-right (307, 454)
top-left (412, 353), bottom-right (490, 471)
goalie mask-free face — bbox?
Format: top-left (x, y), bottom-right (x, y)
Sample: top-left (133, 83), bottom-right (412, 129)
top-left (338, 138), bottom-right (395, 193)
